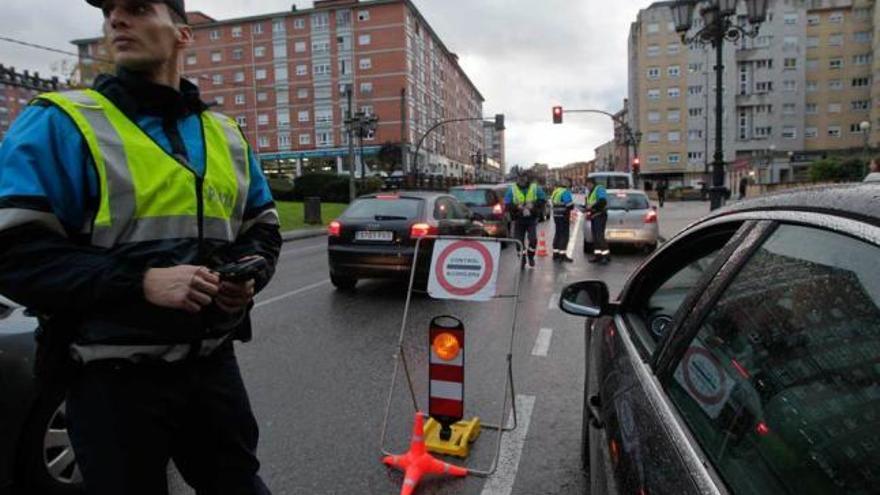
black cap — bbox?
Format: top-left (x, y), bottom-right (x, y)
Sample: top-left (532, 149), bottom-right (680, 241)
top-left (85, 0), bottom-right (188, 23)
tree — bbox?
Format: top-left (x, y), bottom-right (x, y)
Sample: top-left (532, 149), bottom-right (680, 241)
top-left (375, 142), bottom-right (402, 173)
top-left (809, 157), bottom-right (865, 182)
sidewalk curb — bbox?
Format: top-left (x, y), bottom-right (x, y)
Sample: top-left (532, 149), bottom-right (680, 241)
top-left (281, 228), bottom-right (327, 242)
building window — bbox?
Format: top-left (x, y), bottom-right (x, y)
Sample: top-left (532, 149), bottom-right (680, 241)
top-left (360, 82), bottom-right (373, 95)
top-left (782, 80), bottom-right (797, 92)
top-left (853, 53), bottom-right (872, 65)
top-left (214, 96), bottom-right (224, 106)
top-left (232, 48), bottom-right (243, 60)
top-left (667, 43), bottom-right (680, 55)
top-left (755, 59), bottom-right (773, 69)
top-left (647, 67), bottom-right (660, 80)
top-left (784, 13), bottom-right (797, 24)
top-left (806, 36), bottom-right (819, 48)
top-left (646, 132), bottom-right (660, 143)
top-left (783, 58), bottom-right (797, 70)
top-left (235, 94), bottom-right (245, 105)
top-left (854, 31), bottom-right (873, 43)
top-left (337, 35), bottom-right (352, 51)
top-left (315, 109), bottom-right (333, 124)
top-left (258, 136), bottom-right (269, 148)
top-left (236, 116), bottom-right (247, 127)
top-left (756, 81), bottom-right (773, 93)
top-left (311, 13), bottom-right (330, 30)
top-left (273, 20), bottom-right (285, 33)
top-left (253, 23), bottom-right (263, 34)
top-left (688, 63), bottom-right (703, 73)
top-left (358, 34), bottom-right (371, 46)
top-left (754, 126), bottom-right (772, 138)
top-left (232, 26), bottom-right (242, 38)
top-left (296, 64), bottom-right (307, 76)
top-left (297, 88), bottom-right (309, 99)
top-left (647, 89), bottom-right (660, 100)
top-left (275, 66), bottom-right (288, 81)
top-left (853, 77), bottom-right (871, 87)
top-left (212, 74), bottom-right (223, 85)
top-left (667, 110), bottom-right (680, 122)
top-left (689, 108), bottom-right (703, 117)
top-left (646, 23), bottom-right (659, 34)
top-left (313, 63), bottom-right (331, 76)
top-left (806, 81), bottom-right (818, 92)
top-left (851, 100), bottom-right (871, 111)
top-left (359, 58), bottom-right (372, 70)
top-left (294, 41), bottom-right (306, 53)
top-left (805, 103), bottom-right (818, 114)
top-left (648, 111), bottom-right (661, 123)
top-left (647, 45), bottom-right (660, 57)
top-left (337, 10), bottom-right (352, 27)
top-left (667, 153), bottom-right (680, 164)
top-left (647, 155), bottom-right (661, 164)
top-left (358, 10), bottom-right (370, 21)
top-left (804, 127), bottom-right (817, 138)
top-left (667, 131), bottom-right (680, 142)
top-left (688, 129), bottom-right (703, 141)
top-left (829, 58), bottom-right (843, 70)
top-left (211, 51), bottom-right (222, 63)
top-left (312, 40), bottom-right (330, 54)
top-left (782, 126), bottom-right (797, 139)
top-left (278, 133), bottom-right (291, 147)
top-left (783, 36), bottom-right (798, 50)
top-left (667, 65), bottom-right (680, 78)
top-left (276, 90), bottom-right (288, 104)
top-left (293, 18), bottom-right (305, 29)
top-left (314, 86), bottom-right (332, 99)
top-left (782, 103), bottom-right (796, 115)
top-left (234, 71), bottom-right (245, 83)
top-left (755, 35), bottom-right (772, 47)
top-left (688, 85), bottom-right (703, 95)
top-left (299, 133), bottom-right (311, 145)
top-left (255, 68), bottom-right (267, 80)
top-left (806, 14), bottom-right (819, 25)
top-left (828, 103), bottom-right (842, 113)
top-left (257, 114), bottom-right (269, 126)
top-left (257, 91), bottom-right (268, 102)
top-left (277, 109), bottom-right (290, 126)
top-left (360, 105), bottom-right (374, 116)
top-left (850, 123), bottom-right (869, 133)
top-left (855, 7), bottom-right (871, 18)
top-left (687, 151), bottom-right (704, 163)
top-left (828, 34), bottom-right (843, 46)
top-left (255, 46), bottom-right (266, 58)
top-left (667, 87), bottom-right (680, 99)
top-left (298, 110), bottom-right (310, 123)
top-left (828, 125), bottom-right (841, 137)
top-left (210, 30), bottom-right (220, 41)
top-left (186, 54), bottom-right (197, 65)
top-left (317, 132), bottom-right (332, 146)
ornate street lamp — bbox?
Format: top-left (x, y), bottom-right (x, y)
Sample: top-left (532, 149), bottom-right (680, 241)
top-left (671, 0), bottom-right (769, 210)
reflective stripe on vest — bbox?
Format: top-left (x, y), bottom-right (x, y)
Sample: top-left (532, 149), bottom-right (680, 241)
top-left (551, 187), bottom-right (568, 204)
top-left (37, 90), bottom-right (249, 248)
top-left (588, 186), bottom-right (604, 207)
top-left (511, 184), bottom-right (537, 204)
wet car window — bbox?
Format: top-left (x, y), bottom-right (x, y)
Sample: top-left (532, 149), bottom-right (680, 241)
top-left (608, 193), bottom-right (650, 210)
top-left (644, 251), bottom-right (719, 342)
top-left (594, 177), bottom-right (631, 189)
top-left (343, 198), bottom-right (421, 220)
top-left (451, 189), bottom-right (492, 206)
top-left (665, 224), bottom-right (880, 494)
top-left (434, 198), bottom-right (453, 220)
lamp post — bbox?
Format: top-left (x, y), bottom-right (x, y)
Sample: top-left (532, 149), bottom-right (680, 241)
top-left (860, 120), bottom-right (871, 177)
top-left (671, 0), bottom-right (769, 210)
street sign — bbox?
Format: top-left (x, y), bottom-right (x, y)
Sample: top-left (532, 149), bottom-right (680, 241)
top-left (428, 239), bottom-right (500, 301)
top-left (673, 340), bottom-right (733, 419)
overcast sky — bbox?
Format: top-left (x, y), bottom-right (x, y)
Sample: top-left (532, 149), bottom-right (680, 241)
top-left (1, 0), bottom-right (646, 168)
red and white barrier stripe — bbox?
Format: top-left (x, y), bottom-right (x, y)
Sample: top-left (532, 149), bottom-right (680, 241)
top-left (429, 322), bottom-right (465, 421)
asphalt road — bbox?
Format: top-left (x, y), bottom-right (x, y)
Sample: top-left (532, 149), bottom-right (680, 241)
top-left (169, 200), bottom-right (710, 495)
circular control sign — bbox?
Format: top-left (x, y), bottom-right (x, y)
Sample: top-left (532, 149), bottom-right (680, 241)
top-left (428, 240), bottom-right (500, 301)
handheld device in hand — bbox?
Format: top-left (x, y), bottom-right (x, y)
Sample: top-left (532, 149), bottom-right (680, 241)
top-left (214, 257), bottom-right (267, 283)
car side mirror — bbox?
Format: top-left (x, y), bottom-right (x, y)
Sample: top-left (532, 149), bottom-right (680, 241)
top-left (559, 281), bottom-right (610, 317)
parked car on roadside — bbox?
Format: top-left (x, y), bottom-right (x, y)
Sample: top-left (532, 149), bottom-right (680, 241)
top-left (0, 296), bottom-right (82, 495)
top-left (583, 189), bottom-right (658, 253)
top-left (327, 191), bottom-right (484, 290)
top-left (560, 183), bottom-right (880, 495)
top-left (450, 184), bottom-right (512, 238)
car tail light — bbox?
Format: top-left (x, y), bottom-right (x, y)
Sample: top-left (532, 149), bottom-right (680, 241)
top-left (410, 223), bottom-right (438, 238)
top-left (644, 210), bottom-right (658, 223)
top-left (328, 220), bottom-right (342, 237)
top-left (492, 203), bottom-right (504, 215)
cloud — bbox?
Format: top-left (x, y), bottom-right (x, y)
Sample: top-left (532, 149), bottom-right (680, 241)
top-left (1, 0), bottom-right (646, 168)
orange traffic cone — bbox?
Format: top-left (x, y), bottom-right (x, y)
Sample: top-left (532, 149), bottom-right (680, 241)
top-left (383, 412), bottom-right (468, 495)
top-left (536, 230), bottom-right (549, 257)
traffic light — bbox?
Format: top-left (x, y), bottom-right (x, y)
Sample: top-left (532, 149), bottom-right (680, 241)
top-left (552, 106), bottom-right (563, 124)
top-left (494, 113), bottom-right (505, 131)
top-left (632, 156), bottom-right (641, 173)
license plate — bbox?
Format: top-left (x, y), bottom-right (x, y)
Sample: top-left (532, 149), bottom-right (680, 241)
top-left (607, 230), bottom-right (636, 240)
top-left (356, 230), bottom-right (394, 242)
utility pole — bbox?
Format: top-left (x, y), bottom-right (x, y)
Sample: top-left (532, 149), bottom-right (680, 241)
top-left (346, 85), bottom-right (356, 202)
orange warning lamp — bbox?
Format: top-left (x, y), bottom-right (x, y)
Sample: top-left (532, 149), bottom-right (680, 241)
top-left (433, 333), bottom-right (461, 361)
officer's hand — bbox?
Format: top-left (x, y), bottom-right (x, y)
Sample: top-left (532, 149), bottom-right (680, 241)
top-left (143, 266), bottom-right (220, 314)
top-left (215, 279), bottom-right (256, 314)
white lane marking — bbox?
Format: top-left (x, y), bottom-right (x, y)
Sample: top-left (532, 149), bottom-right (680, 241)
top-left (254, 279), bottom-right (330, 308)
top-left (531, 328), bottom-right (553, 357)
top-left (280, 244), bottom-right (325, 257)
top-left (548, 292), bottom-right (559, 311)
top-left (480, 394), bottom-right (536, 495)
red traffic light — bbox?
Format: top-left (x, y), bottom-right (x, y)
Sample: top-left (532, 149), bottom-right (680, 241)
top-left (632, 157), bottom-right (641, 173)
top-left (552, 106), bottom-right (563, 124)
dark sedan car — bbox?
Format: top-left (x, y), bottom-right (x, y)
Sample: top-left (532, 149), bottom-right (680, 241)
top-left (560, 183), bottom-right (880, 495)
top-left (0, 297), bottom-right (82, 495)
top-left (450, 184), bottom-right (512, 238)
top-left (327, 191), bottom-right (484, 290)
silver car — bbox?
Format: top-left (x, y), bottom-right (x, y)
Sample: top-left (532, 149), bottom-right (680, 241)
top-left (583, 189), bottom-right (659, 253)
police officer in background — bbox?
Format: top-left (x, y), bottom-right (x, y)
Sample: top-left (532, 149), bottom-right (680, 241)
top-left (585, 176), bottom-right (610, 264)
top-left (0, 1), bottom-right (280, 493)
top-left (550, 178), bottom-right (574, 262)
top-left (505, 173), bottom-right (546, 269)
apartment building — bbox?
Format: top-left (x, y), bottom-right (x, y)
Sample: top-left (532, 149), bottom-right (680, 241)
top-left (0, 65), bottom-right (65, 142)
top-left (630, 0), bottom-right (877, 187)
top-left (73, 0), bottom-right (491, 180)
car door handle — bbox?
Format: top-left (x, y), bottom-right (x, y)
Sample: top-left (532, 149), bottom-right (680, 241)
top-left (587, 394), bottom-right (605, 429)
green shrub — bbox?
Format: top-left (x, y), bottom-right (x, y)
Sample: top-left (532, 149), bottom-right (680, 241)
top-left (809, 158), bottom-right (865, 182)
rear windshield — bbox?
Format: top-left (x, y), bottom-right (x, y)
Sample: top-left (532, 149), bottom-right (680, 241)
top-left (593, 176), bottom-right (631, 189)
top-left (451, 189), bottom-right (491, 206)
top-left (343, 198), bottom-right (422, 220)
top-left (607, 193), bottom-right (649, 210)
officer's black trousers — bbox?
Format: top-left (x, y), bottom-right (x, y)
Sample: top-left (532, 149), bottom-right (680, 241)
top-left (591, 214), bottom-right (609, 258)
top-left (552, 215), bottom-right (570, 252)
top-left (66, 342), bottom-right (271, 495)
top-left (514, 218), bottom-right (538, 260)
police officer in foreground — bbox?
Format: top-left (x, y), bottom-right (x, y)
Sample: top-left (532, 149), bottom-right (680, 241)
top-left (0, 1), bottom-right (280, 493)
top-left (550, 178), bottom-right (574, 262)
top-left (585, 176), bottom-right (610, 264)
top-left (505, 173), bottom-right (546, 268)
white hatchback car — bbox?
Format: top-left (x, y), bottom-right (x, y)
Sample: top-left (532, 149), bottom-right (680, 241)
top-left (583, 189), bottom-right (659, 253)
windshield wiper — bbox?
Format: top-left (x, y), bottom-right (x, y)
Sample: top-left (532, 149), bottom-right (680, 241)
top-left (374, 215), bottom-right (408, 221)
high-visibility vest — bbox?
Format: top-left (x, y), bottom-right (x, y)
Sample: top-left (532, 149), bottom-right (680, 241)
top-left (588, 185), bottom-right (606, 207)
top-left (551, 187), bottom-right (569, 204)
top-left (511, 184), bottom-right (537, 204)
top-left (37, 90), bottom-right (250, 249)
